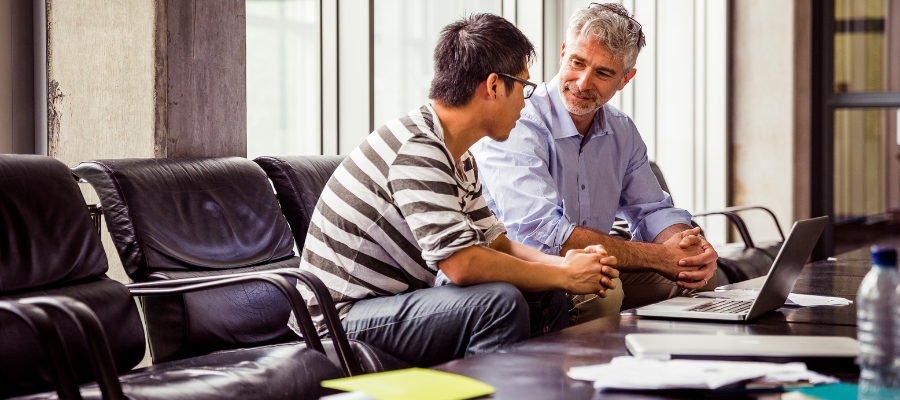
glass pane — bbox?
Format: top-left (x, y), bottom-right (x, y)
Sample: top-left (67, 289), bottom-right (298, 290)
top-left (833, 108), bottom-right (900, 222)
top-left (833, 0), bottom-right (900, 93)
top-left (373, 0), bottom-right (502, 127)
top-left (247, 0), bottom-right (320, 158)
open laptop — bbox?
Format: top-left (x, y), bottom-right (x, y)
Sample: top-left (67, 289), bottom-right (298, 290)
top-left (634, 216), bottom-right (829, 322)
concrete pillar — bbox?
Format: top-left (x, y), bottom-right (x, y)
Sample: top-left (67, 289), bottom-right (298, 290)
top-left (46, 0), bottom-right (247, 366)
top-left (730, 0), bottom-right (810, 240)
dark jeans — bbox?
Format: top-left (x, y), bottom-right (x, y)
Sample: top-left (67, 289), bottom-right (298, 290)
top-left (341, 282), bottom-right (567, 367)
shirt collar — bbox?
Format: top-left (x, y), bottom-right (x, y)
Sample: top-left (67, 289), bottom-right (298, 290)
top-left (545, 74), bottom-right (613, 141)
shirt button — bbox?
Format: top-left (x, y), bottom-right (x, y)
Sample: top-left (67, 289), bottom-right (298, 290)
top-left (581, 184), bottom-right (585, 190)
top-left (582, 220), bottom-right (587, 225)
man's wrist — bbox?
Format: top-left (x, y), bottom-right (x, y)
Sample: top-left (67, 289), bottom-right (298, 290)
top-left (547, 263), bottom-right (570, 291)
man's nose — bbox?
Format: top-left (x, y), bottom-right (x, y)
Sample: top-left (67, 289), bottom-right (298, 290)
top-left (575, 72), bottom-right (591, 91)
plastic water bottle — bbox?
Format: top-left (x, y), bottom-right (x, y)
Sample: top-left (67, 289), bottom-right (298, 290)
top-left (858, 247), bottom-right (900, 399)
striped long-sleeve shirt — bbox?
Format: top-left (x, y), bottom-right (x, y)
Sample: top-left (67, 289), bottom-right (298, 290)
top-left (289, 104), bottom-right (506, 336)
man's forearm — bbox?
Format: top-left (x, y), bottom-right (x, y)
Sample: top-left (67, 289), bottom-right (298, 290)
top-left (560, 227), bottom-right (668, 272)
top-left (652, 224), bottom-right (694, 244)
top-left (491, 235), bottom-right (564, 266)
top-left (439, 245), bottom-right (565, 292)
top-left (438, 235), bottom-right (618, 295)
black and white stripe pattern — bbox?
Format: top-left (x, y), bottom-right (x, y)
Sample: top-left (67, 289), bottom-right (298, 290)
top-left (289, 104), bottom-right (506, 336)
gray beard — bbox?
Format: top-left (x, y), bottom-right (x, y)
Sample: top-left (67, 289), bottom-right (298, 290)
top-left (558, 81), bottom-right (604, 116)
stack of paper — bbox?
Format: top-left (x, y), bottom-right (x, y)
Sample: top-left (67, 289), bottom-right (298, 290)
top-left (567, 357), bottom-right (838, 391)
top-left (695, 288), bottom-right (853, 307)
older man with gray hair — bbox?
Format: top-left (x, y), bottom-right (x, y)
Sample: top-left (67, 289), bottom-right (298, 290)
top-left (472, 3), bottom-right (718, 323)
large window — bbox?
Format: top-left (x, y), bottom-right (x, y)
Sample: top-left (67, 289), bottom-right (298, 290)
top-left (373, 0), bottom-right (501, 127)
top-left (833, 108), bottom-right (900, 222)
top-left (246, 0), bottom-right (320, 158)
top-left (811, 0), bottom-right (900, 257)
top-left (245, 0), bottom-right (728, 243)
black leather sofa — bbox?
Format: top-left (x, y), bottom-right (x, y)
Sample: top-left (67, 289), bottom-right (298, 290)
top-left (0, 155), bottom-right (342, 400)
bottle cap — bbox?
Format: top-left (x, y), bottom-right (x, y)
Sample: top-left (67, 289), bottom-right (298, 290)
top-left (870, 246), bottom-right (897, 266)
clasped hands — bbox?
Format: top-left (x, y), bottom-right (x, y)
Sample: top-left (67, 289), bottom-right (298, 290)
top-left (663, 227), bottom-right (718, 290)
top-left (562, 244), bottom-right (619, 298)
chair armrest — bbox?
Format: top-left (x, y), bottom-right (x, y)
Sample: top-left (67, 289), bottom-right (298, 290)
top-left (21, 297), bottom-right (126, 400)
top-left (86, 204), bottom-right (102, 235)
top-left (691, 211), bottom-right (757, 249)
top-left (127, 269), bottom-right (363, 376)
top-left (73, 168), bottom-right (104, 236)
top-left (128, 274), bottom-right (320, 347)
top-left (693, 206), bottom-right (785, 242)
top-left (0, 301), bottom-right (82, 400)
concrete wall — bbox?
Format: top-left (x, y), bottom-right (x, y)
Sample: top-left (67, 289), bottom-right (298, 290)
top-left (47, 0), bottom-right (157, 367)
top-left (731, 0), bottom-right (810, 240)
top-left (47, 0), bottom-right (157, 284)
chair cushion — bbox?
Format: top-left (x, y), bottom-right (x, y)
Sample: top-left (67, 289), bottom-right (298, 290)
top-left (753, 240), bottom-right (783, 261)
top-left (0, 155), bottom-right (108, 293)
top-left (16, 344), bottom-right (343, 400)
top-left (715, 245), bottom-right (776, 283)
top-left (141, 258), bottom-right (302, 363)
top-left (1, 278), bottom-right (145, 397)
top-left (253, 155), bottom-right (345, 249)
top-left (72, 157), bottom-right (295, 279)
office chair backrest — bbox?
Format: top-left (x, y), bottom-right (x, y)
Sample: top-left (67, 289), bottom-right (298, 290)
top-left (74, 157), bottom-right (300, 363)
top-left (0, 155), bottom-right (109, 291)
top-left (0, 155), bottom-right (145, 397)
top-left (74, 157), bottom-right (296, 277)
top-left (254, 155), bottom-right (346, 249)
top-left (648, 161), bottom-right (670, 196)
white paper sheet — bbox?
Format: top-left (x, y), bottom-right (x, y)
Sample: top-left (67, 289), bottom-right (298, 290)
top-left (567, 357), bottom-right (839, 391)
top-left (695, 289), bottom-right (852, 307)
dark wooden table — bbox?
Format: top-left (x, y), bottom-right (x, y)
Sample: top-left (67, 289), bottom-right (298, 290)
top-left (433, 250), bottom-right (874, 399)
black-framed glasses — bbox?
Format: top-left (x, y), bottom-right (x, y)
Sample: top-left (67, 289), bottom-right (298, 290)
top-left (589, 3), bottom-right (645, 43)
top-left (497, 72), bottom-right (538, 99)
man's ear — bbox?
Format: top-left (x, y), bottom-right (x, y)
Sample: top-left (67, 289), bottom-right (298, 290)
top-left (618, 68), bottom-right (637, 90)
top-left (485, 72), bottom-right (500, 100)
top-left (559, 41), bottom-right (567, 67)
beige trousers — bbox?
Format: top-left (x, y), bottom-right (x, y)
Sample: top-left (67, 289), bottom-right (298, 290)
top-left (567, 271), bottom-right (716, 326)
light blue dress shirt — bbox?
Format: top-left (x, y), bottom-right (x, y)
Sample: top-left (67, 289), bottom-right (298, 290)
top-left (472, 74), bottom-right (692, 256)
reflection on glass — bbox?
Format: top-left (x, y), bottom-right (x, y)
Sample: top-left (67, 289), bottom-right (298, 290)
top-left (247, 0), bottom-right (320, 158)
top-left (833, 0), bottom-right (900, 93)
top-left (373, 0), bottom-right (501, 127)
top-left (833, 108), bottom-right (900, 222)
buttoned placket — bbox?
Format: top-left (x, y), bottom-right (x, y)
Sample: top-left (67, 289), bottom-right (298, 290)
top-left (577, 136), bottom-right (591, 228)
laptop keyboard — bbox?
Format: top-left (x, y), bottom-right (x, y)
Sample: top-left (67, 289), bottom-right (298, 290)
top-left (685, 299), bottom-right (752, 314)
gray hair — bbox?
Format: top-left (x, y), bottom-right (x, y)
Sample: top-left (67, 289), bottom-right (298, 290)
top-left (565, 3), bottom-right (646, 73)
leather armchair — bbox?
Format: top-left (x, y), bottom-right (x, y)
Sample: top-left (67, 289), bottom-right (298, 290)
top-left (73, 156), bottom-right (406, 374)
top-left (0, 155), bottom-right (342, 399)
top-left (253, 155), bottom-right (346, 249)
top-left (253, 155), bottom-right (412, 373)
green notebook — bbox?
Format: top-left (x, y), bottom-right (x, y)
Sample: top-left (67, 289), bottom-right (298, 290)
top-left (321, 368), bottom-right (495, 400)
top-left (786, 383), bottom-right (858, 400)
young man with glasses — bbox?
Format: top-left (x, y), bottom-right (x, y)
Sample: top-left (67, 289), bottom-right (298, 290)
top-left (472, 3), bottom-right (719, 324)
top-left (289, 13), bottom-right (619, 367)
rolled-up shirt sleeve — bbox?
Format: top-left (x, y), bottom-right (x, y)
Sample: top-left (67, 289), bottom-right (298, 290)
top-left (617, 136), bottom-right (692, 243)
top-left (388, 137), bottom-right (501, 271)
top-left (474, 118), bottom-right (576, 256)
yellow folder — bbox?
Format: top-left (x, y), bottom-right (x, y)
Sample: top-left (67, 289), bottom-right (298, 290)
top-left (321, 368), bottom-right (495, 400)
